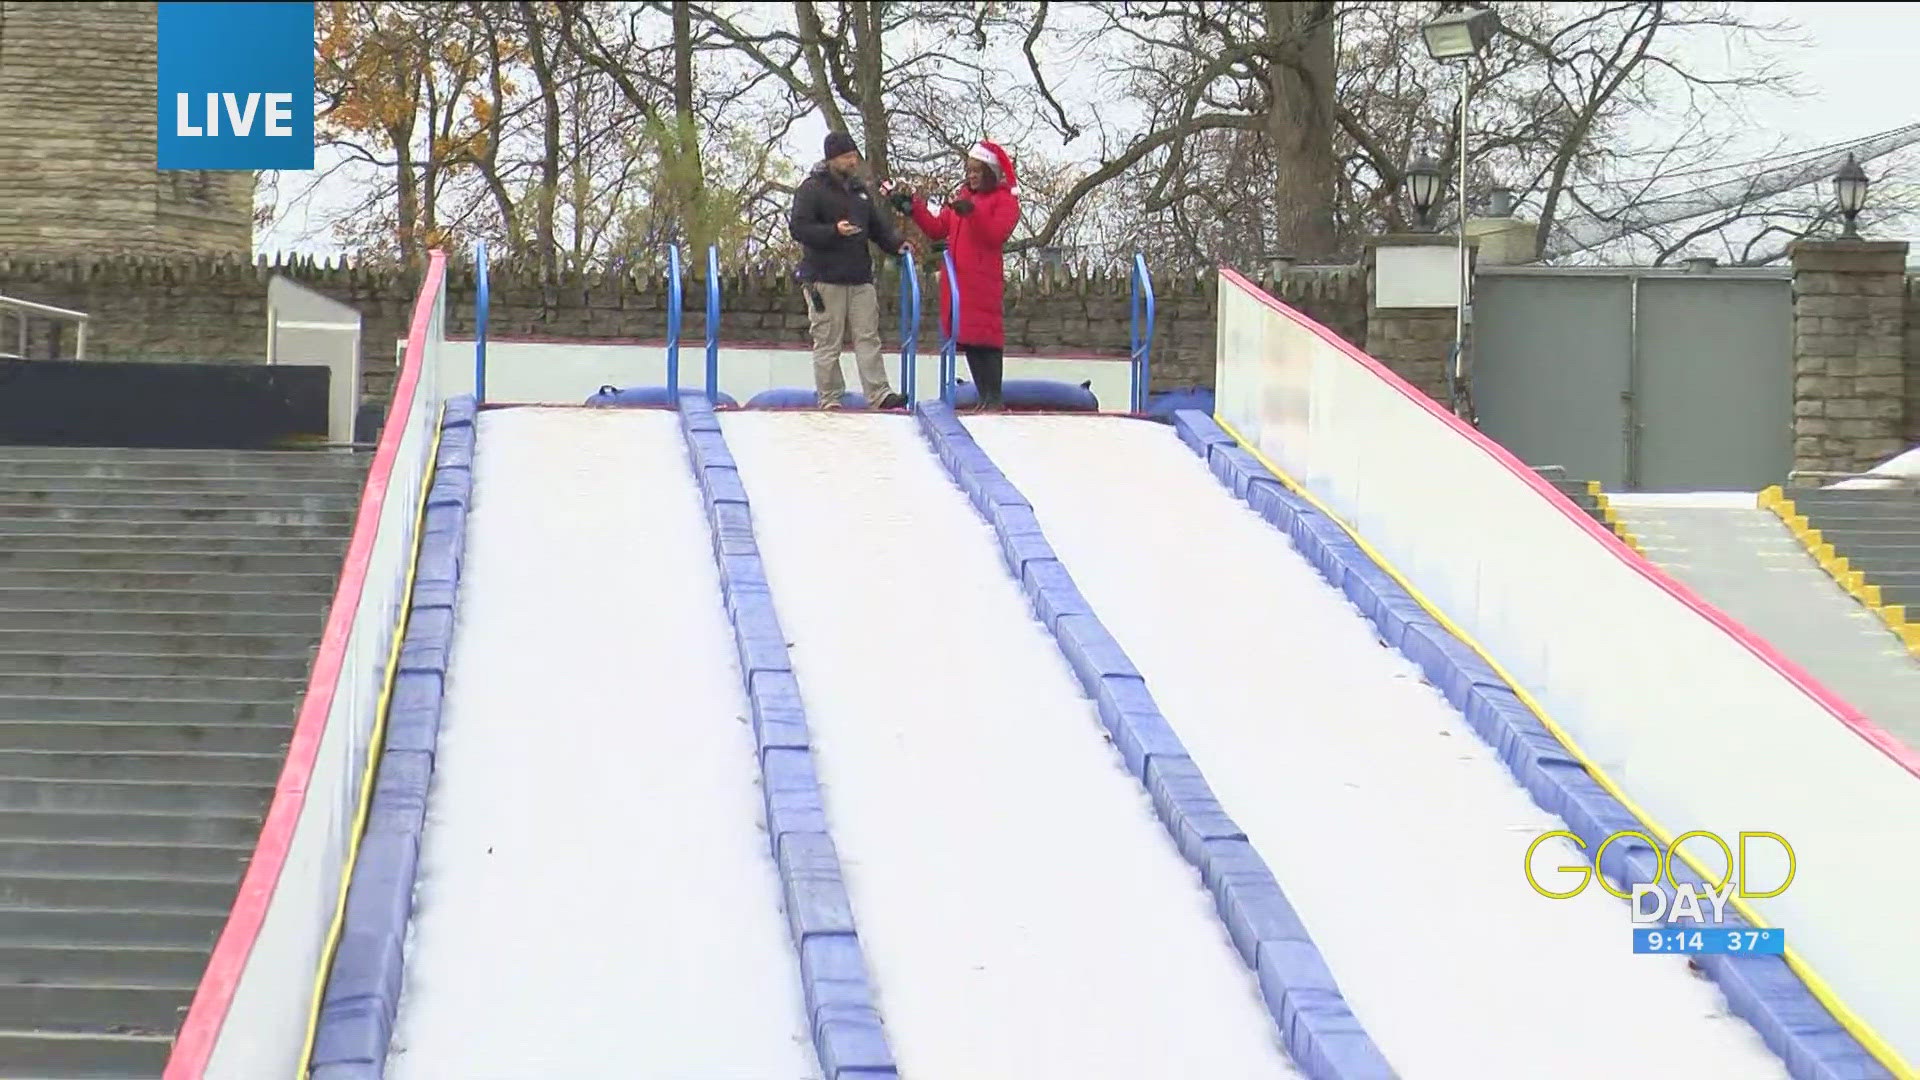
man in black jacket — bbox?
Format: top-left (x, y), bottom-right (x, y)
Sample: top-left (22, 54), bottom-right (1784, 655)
top-left (789, 131), bottom-right (910, 409)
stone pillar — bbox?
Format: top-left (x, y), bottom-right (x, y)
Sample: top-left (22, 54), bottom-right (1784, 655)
top-left (1366, 233), bottom-right (1471, 405)
top-left (1789, 239), bottom-right (1910, 479)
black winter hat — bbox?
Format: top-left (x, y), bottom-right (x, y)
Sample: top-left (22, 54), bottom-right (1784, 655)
top-left (824, 130), bottom-right (859, 160)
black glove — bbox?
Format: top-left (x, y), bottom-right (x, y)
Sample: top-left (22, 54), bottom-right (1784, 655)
top-left (952, 197), bottom-right (975, 217)
top-left (888, 190), bottom-right (913, 214)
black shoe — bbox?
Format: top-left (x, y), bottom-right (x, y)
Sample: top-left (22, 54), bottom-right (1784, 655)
top-left (980, 394), bottom-right (1004, 413)
top-left (874, 391), bottom-right (906, 410)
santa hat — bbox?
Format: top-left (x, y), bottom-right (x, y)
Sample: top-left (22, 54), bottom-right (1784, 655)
top-left (968, 140), bottom-right (1017, 191)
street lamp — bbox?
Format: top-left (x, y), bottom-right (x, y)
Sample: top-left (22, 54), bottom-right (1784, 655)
top-left (1405, 154), bottom-right (1443, 231)
top-left (1834, 153), bottom-right (1869, 239)
top-left (1422, 3), bottom-right (1501, 423)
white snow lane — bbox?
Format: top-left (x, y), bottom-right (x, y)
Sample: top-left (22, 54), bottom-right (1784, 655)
top-left (387, 408), bottom-right (819, 1080)
top-left (721, 412), bottom-right (1300, 1080)
top-left (968, 414), bottom-right (1791, 1080)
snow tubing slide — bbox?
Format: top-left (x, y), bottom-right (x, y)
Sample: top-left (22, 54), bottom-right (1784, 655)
top-left (676, 393), bottom-right (901, 1078)
top-left (911, 400), bottom-right (1396, 1080)
top-left (953, 378), bottom-right (1098, 412)
top-left (586, 385), bottom-right (740, 408)
top-left (1170, 408), bottom-right (1891, 1080)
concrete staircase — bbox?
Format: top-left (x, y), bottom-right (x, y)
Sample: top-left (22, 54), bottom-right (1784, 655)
top-left (1532, 470), bottom-right (1645, 554)
top-left (0, 447), bottom-right (364, 1078)
top-left (1780, 489), bottom-right (1920, 610)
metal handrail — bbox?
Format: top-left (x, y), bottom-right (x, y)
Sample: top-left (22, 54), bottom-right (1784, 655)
top-left (705, 245), bottom-right (721, 400)
top-left (665, 244), bottom-right (684, 396)
top-left (1129, 254), bottom-right (1155, 413)
top-left (899, 253), bottom-right (922, 404)
top-left (938, 248), bottom-right (960, 405)
top-left (0, 294), bottom-right (90, 360)
top-left (473, 241), bottom-right (490, 404)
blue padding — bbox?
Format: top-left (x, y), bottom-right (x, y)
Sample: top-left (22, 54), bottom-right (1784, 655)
top-left (441, 394), bottom-right (478, 428)
top-left (910, 400), bottom-right (1397, 1080)
top-left (1146, 386), bottom-right (1217, 424)
top-left (1175, 411), bottom-right (1890, 1080)
top-left (674, 397), bottom-right (899, 1080)
top-left (747, 387), bottom-right (871, 410)
top-left (586, 384), bottom-right (739, 408)
top-left (1172, 409), bottom-right (1235, 456)
top-left (311, 407), bottom-right (477, 1076)
top-left (953, 377), bottom-right (1099, 412)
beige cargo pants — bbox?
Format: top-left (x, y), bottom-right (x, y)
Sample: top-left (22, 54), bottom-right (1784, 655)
top-left (806, 282), bottom-right (896, 407)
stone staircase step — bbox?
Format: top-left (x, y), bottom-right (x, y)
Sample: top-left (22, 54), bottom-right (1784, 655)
top-left (0, 589), bottom-right (330, 616)
top-left (0, 779), bottom-right (271, 817)
top-left (0, 944), bottom-right (209, 987)
top-left (0, 841), bottom-right (252, 880)
top-left (0, 672), bottom-right (305, 699)
top-left (0, 722), bottom-right (289, 756)
top-left (0, 502), bottom-right (356, 526)
top-left (0, 532), bottom-right (351, 555)
top-left (0, 907), bottom-right (229, 949)
top-left (0, 695), bottom-right (299, 724)
top-left (0, 549), bottom-right (345, 574)
top-left (0, 872), bottom-right (240, 913)
top-left (0, 475), bottom-right (364, 497)
top-left (0, 446), bottom-right (363, 464)
top-left (0, 489), bottom-right (357, 513)
top-left (0, 652), bottom-right (311, 679)
top-left (0, 630), bottom-right (317, 657)
top-left (0, 809), bottom-right (266, 847)
top-left (0, 1027), bottom-right (172, 1077)
top-left (0, 984), bottom-right (194, 1034)
top-left (0, 518), bottom-right (352, 540)
top-left (0, 749), bottom-right (283, 784)
top-left (0, 568), bottom-right (338, 595)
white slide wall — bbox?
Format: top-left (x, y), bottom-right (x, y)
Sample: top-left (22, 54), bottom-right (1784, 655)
top-left (1211, 268), bottom-right (1920, 1070)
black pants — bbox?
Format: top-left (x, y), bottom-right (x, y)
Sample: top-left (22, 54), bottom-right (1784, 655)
top-left (963, 345), bottom-right (1004, 405)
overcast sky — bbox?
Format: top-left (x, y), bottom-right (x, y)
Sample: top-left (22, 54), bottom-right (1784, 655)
top-left (259, 2), bottom-right (1920, 261)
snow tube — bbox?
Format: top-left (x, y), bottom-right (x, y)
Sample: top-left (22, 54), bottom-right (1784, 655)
top-left (584, 385), bottom-right (738, 408)
top-left (953, 378), bottom-right (1098, 412)
top-left (1145, 386), bottom-right (1215, 424)
top-left (745, 387), bottom-right (868, 410)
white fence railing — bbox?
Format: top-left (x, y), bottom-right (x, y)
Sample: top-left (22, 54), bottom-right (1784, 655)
top-left (1212, 266), bottom-right (1920, 1074)
top-left (165, 251), bottom-right (449, 1080)
top-left (0, 293), bottom-right (89, 359)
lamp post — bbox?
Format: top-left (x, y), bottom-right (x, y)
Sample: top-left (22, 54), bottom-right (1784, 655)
top-left (1834, 153), bottom-right (1869, 239)
top-left (1422, 4), bottom-right (1500, 422)
top-left (1405, 154), bottom-right (1443, 231)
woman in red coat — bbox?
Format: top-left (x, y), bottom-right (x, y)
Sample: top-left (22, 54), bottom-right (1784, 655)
top-left (891, 140), bottom-right (1020, 410)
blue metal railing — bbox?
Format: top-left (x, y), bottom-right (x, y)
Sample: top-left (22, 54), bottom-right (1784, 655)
top-left (705, 245), bottom-right (721, 401)
top-left (665, 244), bottom-right (684, 397)
top-left (1130, 253), bottom-right (1156, 414)
top-left (899, 253), bottom-right (922, 404)
top-left (474, 240), bottom-right (490, 404)
top-left (938, 248), bottom-right (961, 405)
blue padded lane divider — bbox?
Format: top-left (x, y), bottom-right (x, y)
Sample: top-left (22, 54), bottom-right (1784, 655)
top-left (911, 401), bottom-right (1398, 1080)
top-left (308, 394), bottom-right (478, 1079)
top-left (1173, 409), bottom-right (1890, 1080)
top-left (676, 393), bottom-right (900, 1080)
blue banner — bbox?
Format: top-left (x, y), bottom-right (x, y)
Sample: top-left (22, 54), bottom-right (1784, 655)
top-left (1633, 927), bottom-right (1787, 955)
top-left (157, 2), bottom-right (315, 170)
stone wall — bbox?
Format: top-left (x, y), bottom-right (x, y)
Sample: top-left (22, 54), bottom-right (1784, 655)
top-left (1788, 240), bottom-right (1910, 478)
top-left (0, 1), bottom-right (253, 257)
top-left (0, 254), bottom-right (1371, 404)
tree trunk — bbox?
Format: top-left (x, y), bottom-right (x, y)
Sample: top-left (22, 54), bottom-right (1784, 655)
top-left (850, 0), bottom-right (889, 181)
top-left (1264, 1), bottom-right (1339, 262)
